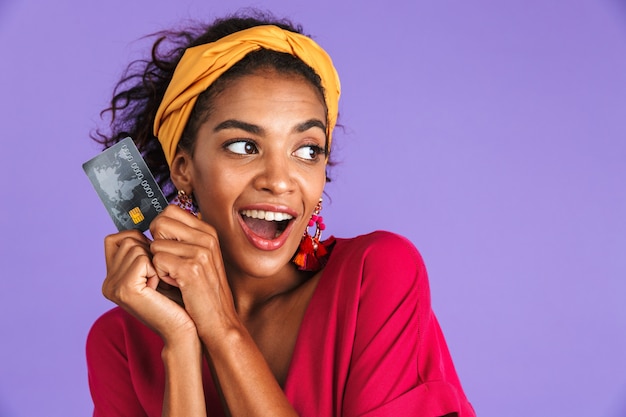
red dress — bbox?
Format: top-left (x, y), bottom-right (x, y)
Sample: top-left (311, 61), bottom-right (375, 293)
top-left (87, 231), bottom-right (475, 416)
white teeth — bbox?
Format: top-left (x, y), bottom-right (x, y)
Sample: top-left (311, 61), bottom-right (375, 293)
top-left (241, 209), bottom-right (293, 221)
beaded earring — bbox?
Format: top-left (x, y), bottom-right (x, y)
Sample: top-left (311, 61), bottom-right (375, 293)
top-left (172, 190), bottom-right (198, 217)
top-left (293, 198), bottom-right (332, 271)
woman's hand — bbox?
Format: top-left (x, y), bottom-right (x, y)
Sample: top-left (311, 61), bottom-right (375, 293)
top-left (103, 213), bottom-right (210, 417)
top-left (102, 228), bottom-right (197, 344)
top-left (149, 205), bottom-right (242, 346)
top-left (149, 205), bottom-right (298, 416)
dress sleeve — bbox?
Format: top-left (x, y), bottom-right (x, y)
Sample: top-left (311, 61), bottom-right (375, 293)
top-left (341, 232), bottom-right (475, 417)
top-left (86, 308), bottom-right (150, 417)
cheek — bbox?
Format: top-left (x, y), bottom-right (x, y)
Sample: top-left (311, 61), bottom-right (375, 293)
top-left (300, 168), bottom-right (327, 201)
top-left (192, 165), bottom-right (240, 212)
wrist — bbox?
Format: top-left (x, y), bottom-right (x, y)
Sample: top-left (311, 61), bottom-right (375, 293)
top-left (161, 332), bottom-right (207, 417)
top-left (199, 322), bottom-right (249, 359)
top-left (162, 333), bottom-right (202, 359)
top-left (156, 316), bottom-right (199, 347)
top-left (195, 309), bottom-right (245, 348)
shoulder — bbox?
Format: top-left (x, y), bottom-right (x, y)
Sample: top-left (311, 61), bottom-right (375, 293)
top-left (86, 307), bottom-right (155, 358)
top-left (330, 231), bottom-right (429, 299)
top-left (86, 306), bottom-right (163, 378)
top-left (335, 230), bottom-right (426, 277)
top-left (86, 309), bottom-right (164, 415)
top-left (86, 308), bottom-right (126, 356)
top-left (337, 230), bottom-right (422, 258)
top-left (87, 307), bottom-right (132, 340)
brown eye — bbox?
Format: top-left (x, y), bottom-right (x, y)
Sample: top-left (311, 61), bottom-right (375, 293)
top-left (226, 140), bottom-right (258, 155)
top-left (294, 145), bottom-right (324, 161)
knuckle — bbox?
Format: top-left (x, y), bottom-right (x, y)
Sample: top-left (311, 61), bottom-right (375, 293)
top-left (194, 249), bottom-right (210, 265)
top-left (101, 280), bottom-right (119, 301)
top-left (117, 237), bottom-right (135, 251)
top-left (103, 233), bottom-right (116, 245)
top-left (154, 212), bottom-right (167, 225)
top-left (150, 239), bottom-right (163, 253)
top-left (163, 204), bottom-right (177, 215)
top-left (128, 245), bottom-right (147, 258)
top-left (202, 233), bottom-right (219, 251)
top-left (101, 281), bottom-right (110, 298)
top-left (186, 261), bottom-right (203, 280)
top-left (103, 275), bottom-right (134, 305)
top-left (151, 252), bottom-right (162, 267)
top-left (149, 218), bottom-right (161, 234)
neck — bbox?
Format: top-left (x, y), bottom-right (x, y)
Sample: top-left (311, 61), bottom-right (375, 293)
top-left (225, 262), bottom-right (313, 320)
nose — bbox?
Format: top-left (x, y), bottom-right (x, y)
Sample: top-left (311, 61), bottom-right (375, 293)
top-left (253, 151), bottom-right (295, 195)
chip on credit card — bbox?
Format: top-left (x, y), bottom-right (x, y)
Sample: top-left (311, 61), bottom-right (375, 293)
top-left (83, 137), bottom-right (168, 232)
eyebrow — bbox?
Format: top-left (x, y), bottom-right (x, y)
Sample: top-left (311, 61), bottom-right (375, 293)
top-left (214, 119), bottom-right (262, 134)
top-left (295, 119), bottom-right (326, 133)
top-left (213, 119), bottom-right (326, 135)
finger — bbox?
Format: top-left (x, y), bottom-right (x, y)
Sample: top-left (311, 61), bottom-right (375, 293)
top-left (150, 235), bottom-right (220, 259)
top-left (151, 248), bottom-right (233, 330)
top-left (151, 250), bottom-right (214, 287)
top-left (106, 234), bottom-right (152, 273)
top-left (156, 281), bottom-right (184, 307)
top-left (160, 204), bottom-right (204, 227)
top-left (103, 250), bottom-right (157, 303)
top-left (104, 230), bottom-right (151, 270)
top-left (150, 205), bottom-right (216, 242)
top-left (146, 274), bottom-right (160, 290)
top-left (152, 239), bottom-right (226, 284)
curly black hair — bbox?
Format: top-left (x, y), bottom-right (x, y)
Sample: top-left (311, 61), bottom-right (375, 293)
top-left (92, 10), bottom-right (335, 200)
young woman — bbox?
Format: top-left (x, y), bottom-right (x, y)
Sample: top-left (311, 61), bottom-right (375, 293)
top-left (86, 11), bottom-right (475, 417)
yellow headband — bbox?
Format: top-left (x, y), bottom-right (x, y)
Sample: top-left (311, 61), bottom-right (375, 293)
top-left (154, 25), bottom-right (341, 167)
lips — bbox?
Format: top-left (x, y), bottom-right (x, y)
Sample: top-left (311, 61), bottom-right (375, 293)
top-left (238, 207), bottom-right (298, 251)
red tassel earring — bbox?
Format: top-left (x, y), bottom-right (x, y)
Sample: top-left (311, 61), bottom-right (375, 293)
top-left (293, 198), bottom-right (333, 271)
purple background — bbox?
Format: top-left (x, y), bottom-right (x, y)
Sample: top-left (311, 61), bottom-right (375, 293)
top-left (1, 1), bottom-right (625, 416)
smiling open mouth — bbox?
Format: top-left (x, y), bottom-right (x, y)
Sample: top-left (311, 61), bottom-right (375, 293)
top-left (240, 209), bottom-right (294, 240)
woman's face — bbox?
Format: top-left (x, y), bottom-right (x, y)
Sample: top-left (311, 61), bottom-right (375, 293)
top-left (181, 69), bottom-right (328, 279)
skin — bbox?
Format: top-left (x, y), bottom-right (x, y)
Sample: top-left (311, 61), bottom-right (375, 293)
top-left (102, 68), bottom-right (328, 417)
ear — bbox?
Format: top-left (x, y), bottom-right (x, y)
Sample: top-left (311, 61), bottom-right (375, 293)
top-left (169, 149), bottom-right (194, 193)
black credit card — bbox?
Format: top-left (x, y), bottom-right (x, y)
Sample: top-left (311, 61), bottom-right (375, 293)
top-left (83, 137), bottom-right (168, 231)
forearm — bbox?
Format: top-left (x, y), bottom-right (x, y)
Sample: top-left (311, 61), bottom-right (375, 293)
top-left (161, 337), bottom-right (207, 417)
top-left (203, 327), bottom-right (298, 417)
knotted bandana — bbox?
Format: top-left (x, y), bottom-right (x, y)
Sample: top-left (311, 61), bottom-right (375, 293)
top-left (154, 25), bottom-right (341, 166)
